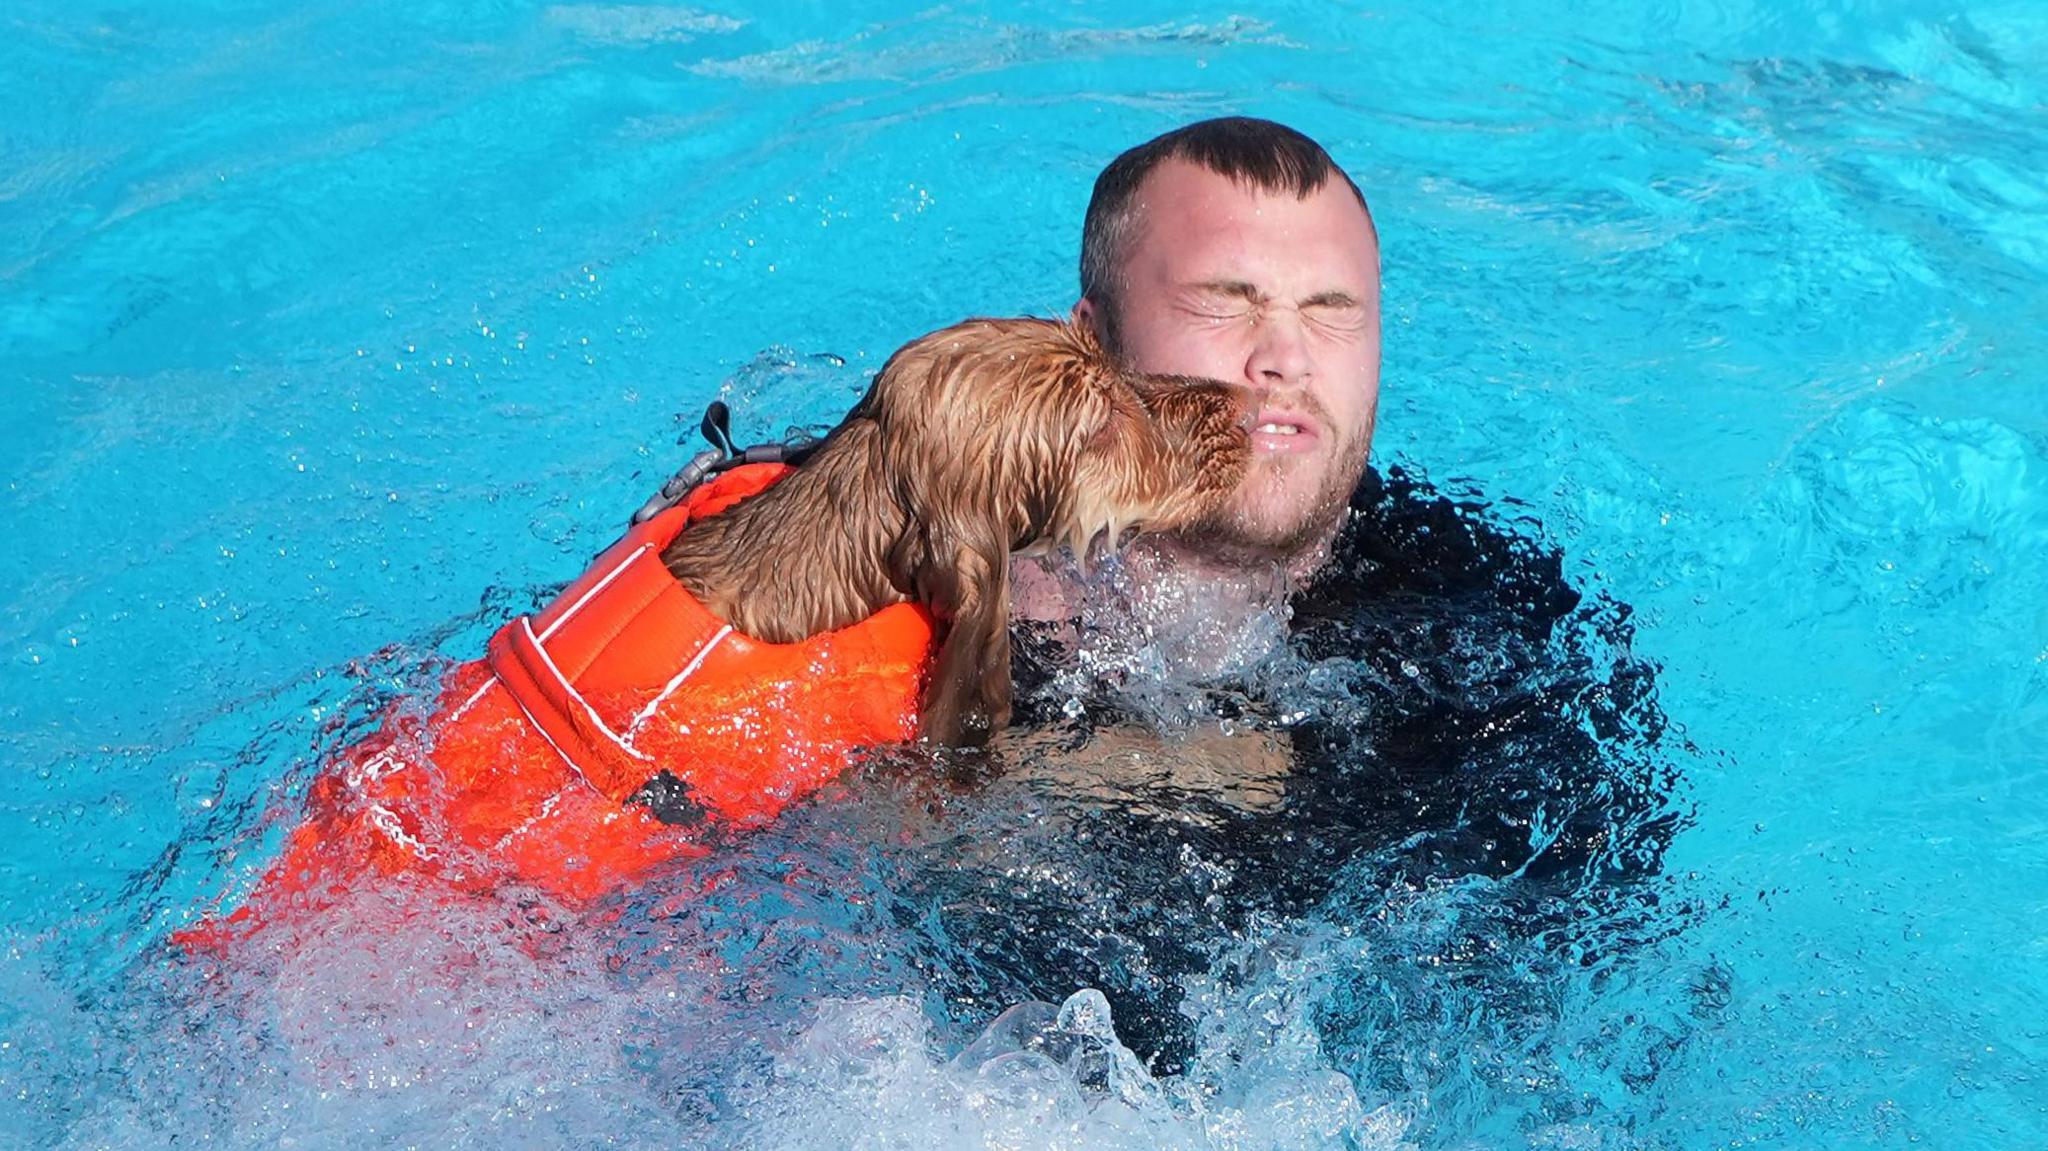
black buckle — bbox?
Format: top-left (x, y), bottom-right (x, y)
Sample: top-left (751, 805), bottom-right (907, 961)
top-left (630, 401), bottom-right (825, 526)
top-left (698, 401), bottom-right (740, 459)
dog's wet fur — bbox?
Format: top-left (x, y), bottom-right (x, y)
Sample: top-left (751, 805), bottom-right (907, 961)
top-left (659, 317), bottom-right (1252, 746)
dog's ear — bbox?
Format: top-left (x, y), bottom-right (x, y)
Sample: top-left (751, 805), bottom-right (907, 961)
top-left (891, 512), bottom-right (1013, 747)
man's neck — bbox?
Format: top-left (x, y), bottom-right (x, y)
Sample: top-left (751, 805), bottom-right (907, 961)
top-left (1143, 529), bottom-right (1334, 592)
top-left (1008, 527), bottom-right (1330, 628)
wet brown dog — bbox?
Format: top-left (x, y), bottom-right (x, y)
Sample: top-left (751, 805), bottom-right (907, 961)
top-left (660, 317), bottom-right (1251, 746)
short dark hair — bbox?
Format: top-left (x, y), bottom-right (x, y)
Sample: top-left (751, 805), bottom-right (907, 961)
top-left (1079, 117), bottom-right (1372, 353)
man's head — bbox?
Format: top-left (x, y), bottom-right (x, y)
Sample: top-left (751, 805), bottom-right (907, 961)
top-left (1076, 117), bottom-right (1381, 574)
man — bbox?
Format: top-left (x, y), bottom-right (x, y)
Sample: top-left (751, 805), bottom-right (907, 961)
top-left (1014, 117), bottom-right (1381, 620)
top-left (939, 117), bottom-right (1684, 1073)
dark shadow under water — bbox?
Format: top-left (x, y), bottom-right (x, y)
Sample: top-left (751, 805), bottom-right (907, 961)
top-left (890, 465), bottom-right (1695, 1077)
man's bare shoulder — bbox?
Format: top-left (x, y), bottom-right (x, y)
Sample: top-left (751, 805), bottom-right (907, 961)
top-left (1008, 553), bottom-right (1078, 624)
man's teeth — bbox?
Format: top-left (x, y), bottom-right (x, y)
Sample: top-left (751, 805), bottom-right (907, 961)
top-left (1256, 422), bottom-right (1299, 435)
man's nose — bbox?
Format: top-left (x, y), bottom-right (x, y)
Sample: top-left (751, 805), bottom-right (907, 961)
top-left (1244, 307), bottom-right (1312, 389)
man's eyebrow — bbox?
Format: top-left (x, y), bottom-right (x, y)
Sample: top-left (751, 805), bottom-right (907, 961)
top-left (1300, 289), bottom-right (1365, 309)
top-left (1189, 281), bottom-right (1364, 310)
top-left (1188, 279), bottom-right (1266, 303)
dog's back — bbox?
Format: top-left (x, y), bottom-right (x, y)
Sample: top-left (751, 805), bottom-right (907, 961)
top-left (662, 316), bottom-right (1250, 745)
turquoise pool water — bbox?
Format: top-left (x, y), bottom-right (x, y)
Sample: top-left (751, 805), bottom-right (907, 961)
top-left (3, 1), bottom-right (2043, 1146)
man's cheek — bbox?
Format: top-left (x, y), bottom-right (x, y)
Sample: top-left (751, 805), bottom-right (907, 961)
top-left (1158, 326), bottom-right (1249, 381)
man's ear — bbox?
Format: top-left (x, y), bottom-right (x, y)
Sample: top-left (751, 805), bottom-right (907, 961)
top-left (1073, 297), bottom-right (1108, 349)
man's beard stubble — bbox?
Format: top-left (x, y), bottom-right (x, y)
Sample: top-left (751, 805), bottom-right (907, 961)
top-left (1178, 394), bottom-right (1369, 573)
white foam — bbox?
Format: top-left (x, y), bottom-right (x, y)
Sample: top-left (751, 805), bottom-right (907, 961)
top-left (733, 989), bottom-right (1410, 1151)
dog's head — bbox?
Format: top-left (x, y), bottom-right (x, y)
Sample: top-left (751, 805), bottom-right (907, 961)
top-left (853, 317), bottom-right (1252, 745)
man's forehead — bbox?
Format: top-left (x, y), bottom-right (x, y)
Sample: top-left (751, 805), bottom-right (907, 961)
top-left (1128, 160), bottom-right (1378, 292)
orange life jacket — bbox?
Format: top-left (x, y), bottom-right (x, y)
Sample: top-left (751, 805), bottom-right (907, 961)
top-left (180, 464), bottom-right (934, 945)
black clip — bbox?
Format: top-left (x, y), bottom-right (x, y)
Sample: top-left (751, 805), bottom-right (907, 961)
top-left (630, 402), bottom-right (827, 526)
top-left (699, 401), bottom-right (740, 458)
top-left (630, 447), bottom-right (725, 526)
top-left (630, 401), bottom-right (738, 526)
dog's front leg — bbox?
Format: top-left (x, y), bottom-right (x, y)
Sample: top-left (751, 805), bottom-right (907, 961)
top-left (917, 534), bottom-right (1014, 748)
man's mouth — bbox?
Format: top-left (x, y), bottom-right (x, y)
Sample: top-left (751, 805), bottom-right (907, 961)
top-left (1250, 413), bottom-right (1318, 454)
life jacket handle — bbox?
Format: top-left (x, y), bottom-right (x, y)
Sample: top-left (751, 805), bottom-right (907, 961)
top-left (630, 401), bottom-right (823, 526)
